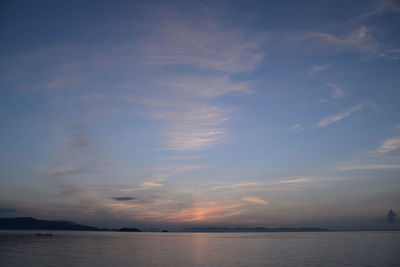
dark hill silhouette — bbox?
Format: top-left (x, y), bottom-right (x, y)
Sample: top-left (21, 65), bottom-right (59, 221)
top-left (0, 217), bottom-right (99, 231)
top-left (119, 227), bottom-right (141, 232)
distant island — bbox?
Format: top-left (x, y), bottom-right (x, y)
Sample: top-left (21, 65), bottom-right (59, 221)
top-left (119, 227), bottom-right (141, 232)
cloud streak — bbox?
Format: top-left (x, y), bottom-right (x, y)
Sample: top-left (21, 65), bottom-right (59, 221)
top-left (210, 177), bottom-right (318, 192)
top-left (138, 174), bottom-right (168, 189)
top-left (242, 196), bottom-right (270, 205)
top-left (317, 105), bottom-right (363, 127)
top-left (308, 64), bottom-right (330, 75)
top-left (357, 0), bottom-right (400, 20)
top-left (326, 83), bottom-right (345, 99)
top-left (306, 23), bottom-right (400, 60)
top-left (290, 123), bottom-right (304, 132)
top-left (338, 164), bottom-right (400, 171)
top-left (277, 177), bottom-right (317, 184)
top-left (309, 26), bottom-right (381, 57)
top-left (164, 76), bottom-right (253, 98)
top-left (376, 136), bottom-right (400, 154)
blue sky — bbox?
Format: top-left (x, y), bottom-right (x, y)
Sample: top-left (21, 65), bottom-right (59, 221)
top-left (1, 0), bottom-right (400, 229)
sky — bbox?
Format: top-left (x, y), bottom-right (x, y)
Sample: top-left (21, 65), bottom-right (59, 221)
top-left (0, 0), bottom-right (400, 230)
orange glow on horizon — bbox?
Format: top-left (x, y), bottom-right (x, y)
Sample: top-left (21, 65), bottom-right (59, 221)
top-left (134, 201), bottom-right (244, 223)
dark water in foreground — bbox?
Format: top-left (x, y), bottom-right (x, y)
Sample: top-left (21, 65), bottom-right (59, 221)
top-left (0, 231), bottom-right (399, 266)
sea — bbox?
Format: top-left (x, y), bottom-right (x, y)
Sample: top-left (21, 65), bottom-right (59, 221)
top-left (0, 231), bottom-right (399, 266)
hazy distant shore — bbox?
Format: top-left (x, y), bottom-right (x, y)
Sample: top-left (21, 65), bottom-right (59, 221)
top-left (2, 217), bottom-right (400, 233)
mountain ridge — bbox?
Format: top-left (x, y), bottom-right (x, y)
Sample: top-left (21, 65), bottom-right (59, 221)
top-left (0, 217), bottom-right (100, 231)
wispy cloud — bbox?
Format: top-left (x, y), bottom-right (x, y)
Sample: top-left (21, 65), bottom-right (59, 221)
top-left (138, 8), bottom-right (265, 151)
top-left (210, 181), bottom-right (265, 191)
top-left (210, 177), bottom-right (317, 192)
top-left (316, 105), bottom-right (363, 127)
top-left (112, 6), bottom-right (262, 153)
top-left (308, 64), bottom-right (330, 75)
top-left (164, 76), bottom-right (253, 98)
top-left (87, 92), bottom-right (233, 151)
top-left (45, 124), bottom-right (109, 179)
top-left (376, 136), bottom-right (400, 154)
top-left (139, 174), bottom-right (168, 189)
top-left (155, 105), bottom-right (231, 150)
top-left (290, 123), bottom-right (304, 132)
top-left (141, 9), bottom-right (266, 73)
top-left (116, 174), bottom-right (170, 192)
top-left (277, 177), bottom-right (317, 184)
top-left (308, 24), bottom-right (400, 60)
top-left (139, 181), bottom-right (164, 189)
top-left (242, 196), bottom-right (270, 205)
top-left (83, 8), bottom-right (265, 152)
top-left (319, 83), bottom-right (345, 104)
top-left (160, 155), bottom-right (203, 160)
top-left (338, 164), bottom-right (400, 171)
top-left (309, 26), bottom-right (380, 56)
top-left (357, 0), bottom-right (400, 20)
top-left (56, 184), bottom-right (111, 215)
top-left (326, 83), bottom-right (345, 99)
top-left (84, 93), bottom-right (232, 151)
top-left (3, 44), bottom-right (85, 92)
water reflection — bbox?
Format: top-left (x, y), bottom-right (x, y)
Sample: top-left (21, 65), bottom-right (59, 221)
top-left (0, 231), bottom-right (399, 267)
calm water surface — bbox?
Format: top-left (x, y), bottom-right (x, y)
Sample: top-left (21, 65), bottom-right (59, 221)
top-left (1, 231), bottom-right (399, 266)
